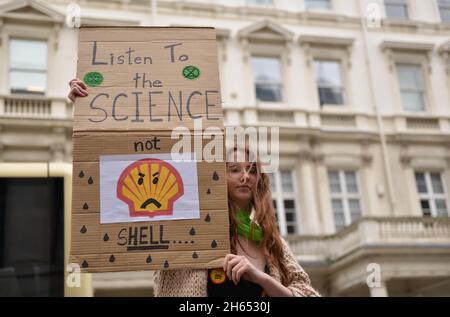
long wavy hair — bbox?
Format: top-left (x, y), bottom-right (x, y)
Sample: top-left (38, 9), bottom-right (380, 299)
top-left (227, 146), bottom-right (289, 285)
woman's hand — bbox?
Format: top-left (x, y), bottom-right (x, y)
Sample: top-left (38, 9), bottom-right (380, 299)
top-left (68, 78), bottom-right (88, 102)
top-left (223, 254), bottom-right (265, 285)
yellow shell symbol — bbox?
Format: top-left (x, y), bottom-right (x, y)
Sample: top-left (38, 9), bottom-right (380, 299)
top-left (209, 268), bottom-right (226, 285)
top-left (117, 158), bottom-right (184, 217)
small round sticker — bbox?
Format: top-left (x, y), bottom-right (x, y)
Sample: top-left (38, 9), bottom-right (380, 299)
top-left (84, 72), bottom-right (103, 87)
top-left (209, 268), bottom-right (226, 285)
top-left (183, 66), bottom-right (200, 80)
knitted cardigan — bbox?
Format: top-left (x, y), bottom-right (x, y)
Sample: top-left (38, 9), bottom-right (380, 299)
top-left (153, 238), bottom-right (320, 297)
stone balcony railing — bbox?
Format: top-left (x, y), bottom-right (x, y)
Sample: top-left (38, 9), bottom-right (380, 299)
top-left (0, 95), bottom-right (72, 119)
top-left (286, 217), bottom-right (450, 264)
top-left (224, 107), bottom-right (450, 136)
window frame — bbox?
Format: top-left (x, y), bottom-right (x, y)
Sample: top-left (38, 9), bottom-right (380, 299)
top-left (415, 171), bottom-right (450, 218)
top-left (299, 39), bottom-right (354, 111)
top-left (313, 59), bottom-right (346, 107)
top-left (385, 49), bottom-right (433, 114)
top-left (246, 0), bottom-right (275, 7)
top-left (328, 170), bottom-right (363, 231)
top-left (1, 22), bottom-right (54, 98)
top-left (250, 54), bottom-right (285, 104)
top-left (8, 37), bottom-right (49, 95)
top-left (395, 63), bottom-right (427, 112)
top-left (304, 0), bottom-right (332, 11)
top-left (269, 170), bottom-right (301, 236)
top-left (384, 0), bottom-right (410, 20)
top-left (438, 0), bottom-right (450, 22)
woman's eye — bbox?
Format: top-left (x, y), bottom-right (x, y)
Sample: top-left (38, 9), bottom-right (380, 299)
top-left (249, 165), bottom-right (257, 174)
top-left (229, 167), bottom-right (239, 173)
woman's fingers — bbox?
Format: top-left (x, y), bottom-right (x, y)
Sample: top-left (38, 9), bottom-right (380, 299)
top-left (223, 254), bottom-right (256, 284)
top-left (68, 92), bottom-right (75, 102)
top-left (69, 86), bottom-right (87, 102)
top-left (231, 261), bottom-right (246, 285)
top-left (228, 257), bottom-right (242, 275)
top-left (222, 254), bottom-right (230, 272)
top-left (69, 78), bottom-right (86, 88)
top-left (79, 88), bottom-right (88, 96)
top-left (225, 256), bottom-right (240, 280)
top-left (223, 254), bottom-right (236, 272)
top-left (68, 78), bottom-right (88, 102)
top-left (72, 87), bottom-right (81, 98)
top-left (234, 262), bottom-right (248, 284)
top-left (226, 256), bottom-right (245, 281)
top-left (229, 257), bottom-right (244, 284)
top-left (77, 81), bottom-right (87, 90)
top-left (73, 85), bottom-right (87, 96)
top-left (223, 254), bottom-right (238, 279)
top-left (69, 79), bottom-right (87, 91)
top-left (73, 86), bottom-right (86, 97)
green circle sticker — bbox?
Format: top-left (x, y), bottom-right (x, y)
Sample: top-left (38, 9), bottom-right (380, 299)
top-left (183, 66), bottom-right (200, 80)
top-left (84, 72), bottom-right (103, 87)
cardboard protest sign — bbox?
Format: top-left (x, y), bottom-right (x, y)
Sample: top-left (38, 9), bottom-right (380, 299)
top-left (70, 27), bottom-right (229, 273)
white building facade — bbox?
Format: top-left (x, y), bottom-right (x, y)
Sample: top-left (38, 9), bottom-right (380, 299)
top-left (0, 0), bottom-right (449, 297)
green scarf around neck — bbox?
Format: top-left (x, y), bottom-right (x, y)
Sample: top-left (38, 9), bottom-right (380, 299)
top-left (235, 209), bottom-right (263, 245)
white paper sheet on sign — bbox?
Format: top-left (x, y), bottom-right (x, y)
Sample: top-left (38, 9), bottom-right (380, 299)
top-left (100, 153), bottom-right (200, 224)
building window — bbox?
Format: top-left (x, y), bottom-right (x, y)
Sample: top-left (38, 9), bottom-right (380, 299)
top-left (268, 171), bottom-right (299, 235)
top-left (9, 39), bottom-right (48, 95)
top-left (0, 178), bottom-right (64, 296)
top-left (314, 60), bottom-right (345, 106)
top-left (385, 0), bottom-right (409, 20)
top-left (396, 64), bottom-right (426, 112)
top-left (251, 56), bottom-right (283, 102)
top-left (305, 0), bottom-right (331, 10)
top-left (438, 0), bottom-right (450, 22)
top-left (415, 172), bottom-right (449, 217)
top-left (246, 0), bottom-right (273, 5)
top-left (328, 170), bottom-right (362, 231)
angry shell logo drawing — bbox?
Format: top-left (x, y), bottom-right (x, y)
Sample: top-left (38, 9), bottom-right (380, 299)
top-left (117, 158), bottom-right (184, 218)
top-left (100, 153), bottom-right (200, 224)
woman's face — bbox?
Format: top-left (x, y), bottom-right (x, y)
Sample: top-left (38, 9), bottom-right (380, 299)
top-left (226, 161), bottom-right (257, 209)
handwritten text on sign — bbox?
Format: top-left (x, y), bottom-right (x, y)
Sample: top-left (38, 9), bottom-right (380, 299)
top-left (83, 41), bottom-right (220, 123)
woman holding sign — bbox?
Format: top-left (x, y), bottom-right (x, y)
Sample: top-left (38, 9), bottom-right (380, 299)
top-left (69, 80), bottom-right (320, 297)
